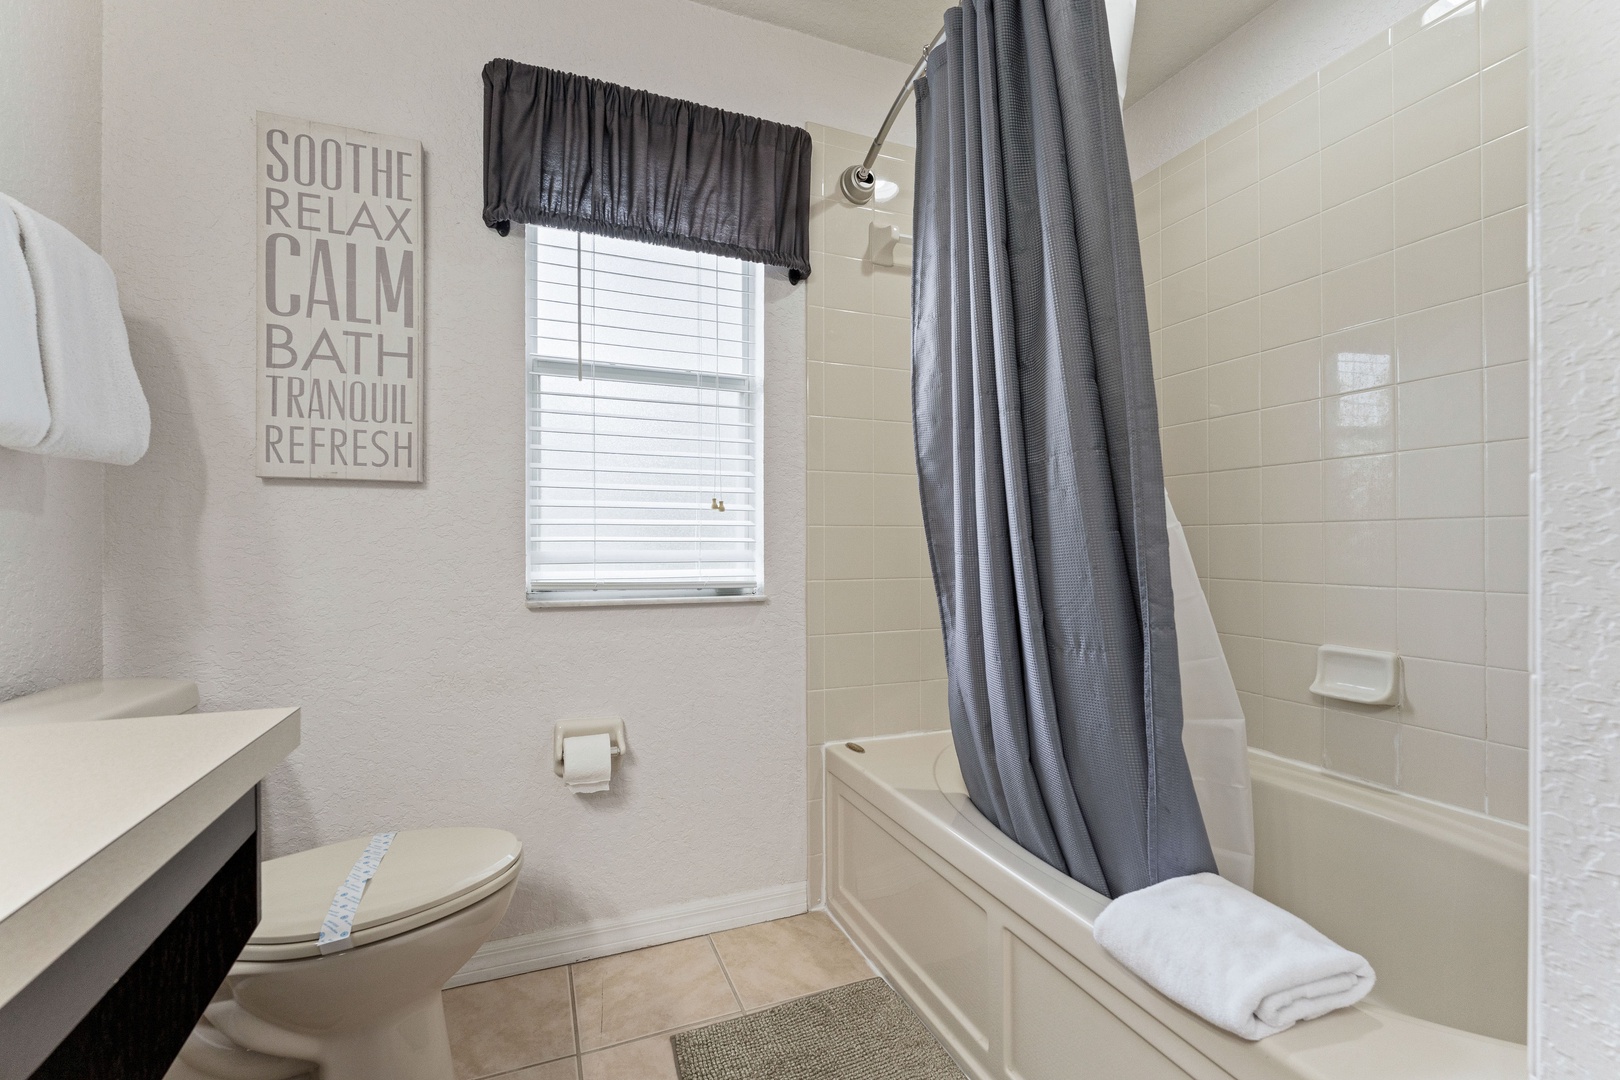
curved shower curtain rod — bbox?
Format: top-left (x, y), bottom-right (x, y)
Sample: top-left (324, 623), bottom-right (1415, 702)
top-left (838, 31), bottom-right (945, 206)
top-left (838, 0), bottom-right (1135, 206)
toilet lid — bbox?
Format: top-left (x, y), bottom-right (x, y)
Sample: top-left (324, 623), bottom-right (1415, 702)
top-left (249, 828), bottom-right (521, 953)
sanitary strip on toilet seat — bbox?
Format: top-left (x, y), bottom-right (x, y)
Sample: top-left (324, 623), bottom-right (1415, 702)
top-left (316, 832), bottom-right (397, 955)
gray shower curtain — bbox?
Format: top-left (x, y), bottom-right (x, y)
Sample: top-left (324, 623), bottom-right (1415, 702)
top-left (913, 0), bottom-right (1215, 897)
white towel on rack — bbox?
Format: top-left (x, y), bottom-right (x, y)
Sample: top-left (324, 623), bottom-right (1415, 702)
top-left (2, 194), bottom-right (149, 465)
top-left (0, 200), bottom-right (50, 450)
top-left (1094, 872), bottom-right (1376, 1040)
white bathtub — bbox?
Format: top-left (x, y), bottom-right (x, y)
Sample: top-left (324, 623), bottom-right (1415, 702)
top-left (824, 732), bottom-right (1527, 1080)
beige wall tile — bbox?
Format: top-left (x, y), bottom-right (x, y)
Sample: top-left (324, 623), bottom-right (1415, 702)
top-left (1208, 467), bottom-right (1261, 525)
top-left (1481, 50), bottom-right (1528, 141)
top-left (1259, 92), bottom-right (1320, 176)
top-left (1322, 321), bottom-right (1395, 393)
top-left (1208, 244), bottom-right (1261, 311)
top-left (1322, 253), bottom-right (1394, 334)
top-left (1261, 696), bottom-right (1325, 762)
top-left (1222, 634), bottom-right (1265, 696)
top-left (1321, 50), bottom-right (1392, 147)
top-left (823, 579), bottom-right (874, 635)
top-left (1209, 524), bottom-right (1263, 580)
top-left (1397, 588), bottom-right (1486, 664)
top-left (1161, 159), bottom-right (1207, 226)
top-left (1206, 128), bottom-right (1259, 203)
top-left (1163, 265), bottom-right (1209, 326)
top-left (824, 686), bottom-right (874, 740)
top-left (1485, 515), bottom-right (1529, 592)
top-left (1263, 523), bottom-right (1325, 584)
top-left (1486, 743), bottom-right (1528, 824)
top-left (1391, 1), bottom-right (1478, 111)
top-left (1325, 707), bottom-right (1399, 786)
top-left (1485, 439), bottom-right (1530, 516)
top-left (1323, 29), bottom-right (1391, 85)
top-left (822, 472), bottom-right (874, 527)
top-left (1322, 186), bottom-right (1395, 271)
top-left (1486, 666), bottom-right (1530, 747)
top-left (1480, 0), bottom-right (1528, 66)
top-left (1195, 442), bottom-right (1248, 502)
top-left (1158, 369), bottom-right (1209, 426)
top-left (1323, 585), bottom-right (1398, 650)
top-left (1397, 518), bottom-right (1485, 590)
top-left (1162, 210), bottom-right (1207, 277)
top-left (1394, 149), bottom-right (1481, 246)
top-left (1323, 388), bottom-right (1396, 458)
top-left (1396, 223), bottom-right (1483, 314)
top-left (1208, 355), bottom-right (1261, 417)
top-left (1264, 580), bottom-right (1325, 643)
top-left (1260, 220), bottom-right (1321, 293)
top-left (1399, 727), bottom-right (1487, 810)
top-left (1486, 591), bottom-right (1529, 671)
top-left (1482, 206), bottom-right (1529, 291)
top-left (1323, 120), bottom-right (1394, 207)
top-left (1208, 578), bottom-right (1264, 638)
top-left (1325, 520), bottom-right (1397, 586)
top-left (1260, 401), bottom-right (1322, 466)
top-left (1160, 316), bottom-right (1209, 375)
top-left (1260, 279), bottom-right (1322, 350)
top-left (1395, 296), bottom-right (1482, 381)
top-left (1208, 299), bottom-right (1261, 363)
top-left (1208, 185), bottom-right (1261, 256)
top-left (1259, 156), bottom-right (1322, 234)
top-left (1260, 461), bottom-right (1323, 522)
top-left (1323, 452), bottom-right (1397, 517)
top-left (1393, 76), bottom-right (1480, 177)
top-left (1483, 284), bottom-right (1530, 365)
top-left (1397, 369), bottom-right (1483, 449)
top-left (872, 681), bottom-right (922, 734)
top-left (1482, 129), bottom-right (1528, 217)
top-left (1397, 445), bottom-right (1483, 518)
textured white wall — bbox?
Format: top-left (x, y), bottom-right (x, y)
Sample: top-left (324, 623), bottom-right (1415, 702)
top-left (1532, 1), bottom-right (1620, 1073)
top-left (1123, 0), bottom-right (1432, 177)
top-left (98, 0), bottom-right (909, 942)
top-left (0, 0), bottom-right (105, 701)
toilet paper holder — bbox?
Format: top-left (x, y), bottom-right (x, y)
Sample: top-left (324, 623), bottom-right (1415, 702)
top-left (552, 718), bottom-right (628, 777)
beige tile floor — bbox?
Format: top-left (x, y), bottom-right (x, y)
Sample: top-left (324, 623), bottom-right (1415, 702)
top-left (442, 912), bottom-right (876, 1080)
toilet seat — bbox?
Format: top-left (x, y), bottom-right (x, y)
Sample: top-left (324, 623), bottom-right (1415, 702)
top-left (239, 828), bottom-right (522, 962)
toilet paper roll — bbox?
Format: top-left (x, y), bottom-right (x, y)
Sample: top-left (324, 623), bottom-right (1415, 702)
top-left (563, 732), bottom-right (613, 793)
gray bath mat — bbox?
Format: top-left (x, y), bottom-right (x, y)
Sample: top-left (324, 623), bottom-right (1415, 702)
top-left (671, 977), bottom-right (967, 1080)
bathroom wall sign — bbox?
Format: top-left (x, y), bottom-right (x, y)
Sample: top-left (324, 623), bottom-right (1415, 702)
top-left (255, 112), bottom-right (423, 481)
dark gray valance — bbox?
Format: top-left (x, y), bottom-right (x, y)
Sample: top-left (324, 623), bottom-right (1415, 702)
top-left (482, 59), bottom-right (813, 277)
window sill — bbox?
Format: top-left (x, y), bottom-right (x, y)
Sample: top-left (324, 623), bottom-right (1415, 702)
top-left (526, 593), bottom-right (769, 610)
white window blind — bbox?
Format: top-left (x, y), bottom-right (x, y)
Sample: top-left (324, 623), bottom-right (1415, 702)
top-left (526, 225), bottom-right (765, 600)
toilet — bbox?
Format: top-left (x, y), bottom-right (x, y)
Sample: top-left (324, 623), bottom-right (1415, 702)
top-left (0, 679), bottom-right (520, 1080)
top-left (172, 827), bottom-right (521, 1080)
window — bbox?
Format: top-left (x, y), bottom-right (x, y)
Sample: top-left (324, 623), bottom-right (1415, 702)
top-left (526, 226), bottom-right (765, 602)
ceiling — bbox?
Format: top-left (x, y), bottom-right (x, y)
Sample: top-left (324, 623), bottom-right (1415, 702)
top-left (685, 0), bottom-right (1282, 106)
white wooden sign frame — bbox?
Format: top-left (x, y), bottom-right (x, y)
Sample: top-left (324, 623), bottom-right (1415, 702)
top-left (256, 112), bottom-right (424, 481)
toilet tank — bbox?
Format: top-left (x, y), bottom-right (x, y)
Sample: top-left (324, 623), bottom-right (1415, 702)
top-left (0, 678), bottom-right (201, 727)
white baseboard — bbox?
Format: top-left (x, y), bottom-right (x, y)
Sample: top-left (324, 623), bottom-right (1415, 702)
top-left (445, 881), bottom-right (808, 988)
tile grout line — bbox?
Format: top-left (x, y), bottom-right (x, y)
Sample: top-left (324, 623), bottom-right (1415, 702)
top-left (707, 933), bottom-right (748, 1014)
top-left (567, 962), bottom-right (584, 1077)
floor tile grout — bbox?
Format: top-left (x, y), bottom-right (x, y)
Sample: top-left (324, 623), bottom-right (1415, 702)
top-left (706, 932), bottom-right (748, 1013)
top-left (451, 913), bottom-right (879, 1079)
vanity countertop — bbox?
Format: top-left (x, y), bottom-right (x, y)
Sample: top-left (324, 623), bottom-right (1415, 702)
top-left (0, 707), bottom-right (300, 1010)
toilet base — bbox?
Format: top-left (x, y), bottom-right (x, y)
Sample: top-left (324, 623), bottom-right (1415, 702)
top-left (169, 883), bottom-right (514, 1080)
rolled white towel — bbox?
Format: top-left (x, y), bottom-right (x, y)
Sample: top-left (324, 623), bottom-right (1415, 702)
top-left (0, 200), bottom-right (50, 449)
top-left (1, 193), bottom-right (149, 465)
top-left (1093, 872), bottom-right (1375, 1040)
